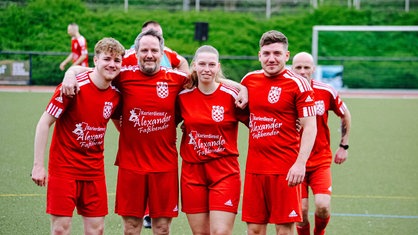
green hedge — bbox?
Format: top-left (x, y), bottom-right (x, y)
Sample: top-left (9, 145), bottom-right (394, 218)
top-left (1, 0), bottom-right (417, 87)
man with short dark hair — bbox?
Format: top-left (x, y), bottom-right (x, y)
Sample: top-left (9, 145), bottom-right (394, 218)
top-left (241, 30), bottom-right (317, 235)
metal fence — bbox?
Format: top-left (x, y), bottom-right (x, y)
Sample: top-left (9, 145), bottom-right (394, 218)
top-left (85, 0), bottom-right (418, 15)
top-left (1, 0), bottom-right (417, 18)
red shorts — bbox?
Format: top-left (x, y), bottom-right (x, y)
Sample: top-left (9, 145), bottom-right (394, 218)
top-left (302, 166), bottom-right (332, 198)
top-left (46, 176), bottom-right (108, 217)
top-left (242, 173), bottom-right (302, 224)
top-left (181, 157), bottom-right (241, 214)
top-left (115, 168), bottom-right (179, 218)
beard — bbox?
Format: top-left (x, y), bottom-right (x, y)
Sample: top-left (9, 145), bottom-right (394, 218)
top-left (141, 62), bottom-right (158, 75)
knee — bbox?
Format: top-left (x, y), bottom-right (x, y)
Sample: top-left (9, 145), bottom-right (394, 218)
top-left (247, 223), bottom-right (266, 235)
top-left (152, 218), bottom-right (171, 235)
top-left (301, 204), bottom-right (309, 217)
top-left (152, 225), bottom-right (170, 235)
top-left (212, 227), bottom-right (232, 235)
top-left (51, 221), bottom-right (71, 235)
top-left (315, 202), bottom-right (331, 218)
top-left (86, 223), bottom-right (104, 235)
top-left (123, 216), bottom-right (141, 235)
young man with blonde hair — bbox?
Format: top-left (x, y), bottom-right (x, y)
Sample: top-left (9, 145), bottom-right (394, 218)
top-left (32, 37), bottom-right (125, 235)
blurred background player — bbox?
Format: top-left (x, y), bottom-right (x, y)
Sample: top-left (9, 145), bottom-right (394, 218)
top-left (59, 23), bottom-right (89, 71)
top-left (32, 37), bottom-right (125, 235)
top-left (291, 52), bottom-right (351, 235)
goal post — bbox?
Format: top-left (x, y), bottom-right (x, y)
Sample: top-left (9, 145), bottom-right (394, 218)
top-left (312, 25), bottom-right (418, 65)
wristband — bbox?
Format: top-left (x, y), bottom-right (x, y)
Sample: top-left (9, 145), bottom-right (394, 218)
top-left (339, 144), bottom-right (349, 150)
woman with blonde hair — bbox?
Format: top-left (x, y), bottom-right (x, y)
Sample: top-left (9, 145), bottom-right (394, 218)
top-left (177, 45), bottom-right (248, 235)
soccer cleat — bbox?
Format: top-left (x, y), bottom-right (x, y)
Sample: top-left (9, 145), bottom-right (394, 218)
top-left (143, 215), bottom-right (152, 229)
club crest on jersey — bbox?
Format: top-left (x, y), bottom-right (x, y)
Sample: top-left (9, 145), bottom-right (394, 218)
top-left (212, 105), bottom-right (224, 122)
top-left (315, 100), bottom-right (325, 116)
top-left (156, 82), bottom-right (169, 98)
top-left (268, 86), bottom-right (281, 104)
top-left (103, 102), bottom-right (113, 119)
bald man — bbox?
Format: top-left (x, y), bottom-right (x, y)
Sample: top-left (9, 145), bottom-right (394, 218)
top-left (292, 52), bottom-right (352, 235)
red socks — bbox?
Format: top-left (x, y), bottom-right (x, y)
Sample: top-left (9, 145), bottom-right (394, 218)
top-left (296, 215), bottom-right (330, 235)
top-left (296, 223), bottom-right (310, 235)
top-left (313, 215), bottom-right (330, 235)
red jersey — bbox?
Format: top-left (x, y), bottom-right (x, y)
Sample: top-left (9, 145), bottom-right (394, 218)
top-left (71, 35), bottom-right (89, 67)
top-left (307, 80), bottom-right (347, 169)
top-left (46, 72), bottom-right (120, 180)
top-left (113, 65), bottom-right (188, 173)
top-left (241, 69), bottom-right (316, 174)
top-left (177, 83), bottom-right (246, 163)
top-left (123, 47), bottom-right (182, 68)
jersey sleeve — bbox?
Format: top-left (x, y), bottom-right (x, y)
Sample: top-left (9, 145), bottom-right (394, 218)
top-left (45, 85), bottom-right (70, 119)
top-left (164, 47), bottom-right (181, 68)
top-left (331, 93), bottom-right (347, 117)
top-left (296, 83), bottom-right (316, 118)
top-left (122, 48), bottom-right (137, 66)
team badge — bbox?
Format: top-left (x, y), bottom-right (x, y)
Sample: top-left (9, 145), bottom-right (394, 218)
top-left (212, 105), bottom-right (224, 122)
top-left (268, 86), bottom-right (281, 104)
top-left (315, 100), bottom-right (325, 116)
top-left (103, 102), bottom-right (113, 119)
top-left (156, 82), bottom-right (169, 98)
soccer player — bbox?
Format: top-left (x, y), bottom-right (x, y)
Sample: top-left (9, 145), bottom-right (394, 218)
top-left (176, 45), bottom-right (248, 235)
top-left (123, 20), bottom-right (190, 229)
top-left (31, 37), bottom-right (125, 235)
top-left (240, 30), bottom-right (317, 235)
top-left (59, 23), bottom-right (89, 71)
top-left (292, 52), bottom-right (351, 235)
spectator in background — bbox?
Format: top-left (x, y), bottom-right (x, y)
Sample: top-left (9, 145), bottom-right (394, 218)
top-left (32, 37), bottom-right (125, 235)
top-left (124, 20), bottom-right (189, 74)
top-left (60, 23), bottom-right (89, 71)
top-left (240, 30), bottom-right (317, 235)
top-left (291, 52), bottom-right (351, 235)
top-left (176, 45), bottom-right (248, 235)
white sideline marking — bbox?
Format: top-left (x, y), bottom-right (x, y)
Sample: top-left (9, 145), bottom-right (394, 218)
top-left (330, 213), bottom-right (418, 219)
top-left (1, 194), bottom-right (417, 219)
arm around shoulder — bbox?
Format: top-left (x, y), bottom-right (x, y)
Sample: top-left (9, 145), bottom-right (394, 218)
top-left (219, 78), bottom-right (248, 109)
top-left (61, 66), bottom-right (93, 97)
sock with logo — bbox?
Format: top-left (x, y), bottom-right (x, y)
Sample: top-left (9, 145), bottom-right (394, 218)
top-left (296, 222), bottom-right (310, 235)
top-left (313, 215), bottom-right (330, 235)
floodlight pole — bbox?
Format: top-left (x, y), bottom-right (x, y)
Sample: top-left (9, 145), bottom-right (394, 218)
top-left (266, 0), bottom-right (271, 19)
top-left (196, 0), bottom-right (200, 12)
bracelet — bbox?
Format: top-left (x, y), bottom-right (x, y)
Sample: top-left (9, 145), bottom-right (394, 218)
top-left (339, 144), bottom-right (349, 150)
